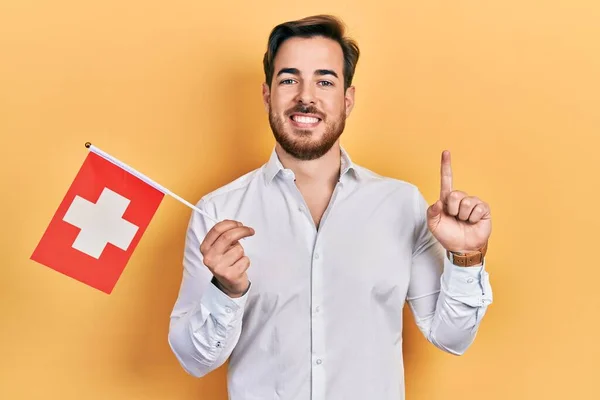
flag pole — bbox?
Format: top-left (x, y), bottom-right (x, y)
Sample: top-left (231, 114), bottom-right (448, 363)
top-left (84, 142), bottom-right (219, 224)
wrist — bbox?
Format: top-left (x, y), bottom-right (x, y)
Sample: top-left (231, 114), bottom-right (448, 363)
top-left (211, 276), bottom-right (250, 298)
top-left (446, 242), bottom-right (488, 267)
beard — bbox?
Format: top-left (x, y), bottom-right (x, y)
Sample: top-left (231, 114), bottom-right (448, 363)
top-left (268, 103), bottom-right (346, 161)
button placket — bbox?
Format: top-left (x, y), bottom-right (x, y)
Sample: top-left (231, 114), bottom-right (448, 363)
top-left (311, 240), bottom-right (326, 400)
top-left (308, 182), bottom-right (343, 400)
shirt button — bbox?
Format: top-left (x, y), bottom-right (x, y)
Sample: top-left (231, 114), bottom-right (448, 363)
top-left (467, 278), bottom-right (475, 284)
top-left (314, 253), bottom-right (320, 260)
top-left (316, 359), bottom-right (322, 365)
top-left (226, 307), bottom-right (232, 313)
top-left (299, 206), bottom-right (304, 212)
top-left (314, 306), bottom-right (320, 313)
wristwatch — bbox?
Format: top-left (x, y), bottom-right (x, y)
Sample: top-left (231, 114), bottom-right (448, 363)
top-left (446, 242), bottom-right (488, 267)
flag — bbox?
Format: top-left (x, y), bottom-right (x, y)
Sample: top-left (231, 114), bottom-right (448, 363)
top-left (31, 147), bottom-right (165, 294)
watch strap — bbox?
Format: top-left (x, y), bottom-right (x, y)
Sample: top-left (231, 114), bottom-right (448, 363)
top-left (447, 241), bottom-right (488, 267)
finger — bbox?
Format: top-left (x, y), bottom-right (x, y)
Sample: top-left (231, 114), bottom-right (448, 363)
top-left (200, 220), bottom-right (242, 254)
top-left (212, 226), bottom-right (255, 255)
top-left (468, 203), bottom-right (491, 224)
top-left (218, 242), bottom-right (246, 269)
top-left (440, 150), bottom-right (453, 201)
top-left (458, 196), bottom-right (480, 221)
top-left (427, 199), bottom-right (444, 219)
top-left (215, 254), bottom-right (250, 283)
top-left (231, 255), bottom-right (251, 275)
top-left (445, 190), bottom-right (467, 217)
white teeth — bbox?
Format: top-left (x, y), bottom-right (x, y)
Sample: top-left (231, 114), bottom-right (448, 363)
top-left (293, 115), bottom-right (319, 124)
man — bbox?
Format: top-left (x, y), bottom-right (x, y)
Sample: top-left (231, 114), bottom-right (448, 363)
top-left (168, 14), bottom-right (493, 400)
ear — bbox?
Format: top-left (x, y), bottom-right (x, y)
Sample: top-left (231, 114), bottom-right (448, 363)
top-left (262, 82), bottom-right (271, 113)
top-left (344, 86), bottom-right (355, 117)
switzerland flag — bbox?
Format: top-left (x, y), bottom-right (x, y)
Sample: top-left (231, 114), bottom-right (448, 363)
top-left (31, 150), bottom-right (164, 294)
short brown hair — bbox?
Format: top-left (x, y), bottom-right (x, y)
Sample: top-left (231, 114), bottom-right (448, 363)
top-left (262, 15), bottom-right (360, 90)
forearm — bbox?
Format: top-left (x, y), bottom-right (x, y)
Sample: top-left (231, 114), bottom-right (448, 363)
top-left (408, 257), bottom-right (493, 355)
top-left (168, 280), bottom-right (248, 377)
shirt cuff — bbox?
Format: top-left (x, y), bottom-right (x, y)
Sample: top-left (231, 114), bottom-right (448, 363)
top-left (442, 256), bottom-right (492, 307)
top-left (201, 278), bottom-right (251, 327)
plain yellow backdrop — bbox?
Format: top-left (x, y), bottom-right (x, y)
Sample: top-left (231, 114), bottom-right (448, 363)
top-left (2, 1), bottom-right (599, 399)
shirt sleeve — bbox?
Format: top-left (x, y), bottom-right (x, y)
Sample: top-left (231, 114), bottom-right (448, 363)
top-left (406, 188), bottom-right (493, 355)
top-left (168, 199), bottom-right (250, 377)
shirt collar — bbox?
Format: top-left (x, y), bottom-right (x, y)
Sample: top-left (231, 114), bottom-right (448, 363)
top-left (263, 146), bottom-right (359, 184)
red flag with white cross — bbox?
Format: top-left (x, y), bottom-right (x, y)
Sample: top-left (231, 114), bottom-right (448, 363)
top-left (31, 147), bottom-right (165, 294)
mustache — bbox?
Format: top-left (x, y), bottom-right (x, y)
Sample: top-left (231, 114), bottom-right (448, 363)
top-left (284, 104), bottom-right (325, 120)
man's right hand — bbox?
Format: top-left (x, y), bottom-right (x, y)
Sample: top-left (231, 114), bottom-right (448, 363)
top-left (199, 220), bottom-right (255, 298)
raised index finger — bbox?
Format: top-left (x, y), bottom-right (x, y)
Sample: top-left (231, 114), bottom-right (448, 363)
top-left (440, 150), bottom-right (453, 201)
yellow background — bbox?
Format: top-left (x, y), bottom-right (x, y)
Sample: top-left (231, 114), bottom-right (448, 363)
top-left (2, 1), bottom-right (599, 399)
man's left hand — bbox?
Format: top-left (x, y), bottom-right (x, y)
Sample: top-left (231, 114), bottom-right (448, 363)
top-left (426, 150), bottom-right (492, 253)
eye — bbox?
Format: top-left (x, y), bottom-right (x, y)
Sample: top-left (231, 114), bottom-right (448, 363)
top-left (318, 81), bottom-right (334, 87)
top-left (280, 79), bottom-right (296, 85)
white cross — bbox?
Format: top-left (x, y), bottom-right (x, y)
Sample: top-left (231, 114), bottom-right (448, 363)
top-left (63, 187), bottom-right (139, 259)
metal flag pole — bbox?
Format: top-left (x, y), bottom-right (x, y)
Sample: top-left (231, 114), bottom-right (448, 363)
top-left (84, 142), bottom-right (219, 224)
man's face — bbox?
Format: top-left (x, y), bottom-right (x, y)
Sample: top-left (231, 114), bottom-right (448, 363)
top-left (263, 36), bottom-right (355, 160)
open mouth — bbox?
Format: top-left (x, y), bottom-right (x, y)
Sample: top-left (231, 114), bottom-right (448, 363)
top-left (289, 114), bottom-right (322, 129)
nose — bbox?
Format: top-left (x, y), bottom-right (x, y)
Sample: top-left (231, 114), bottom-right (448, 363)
top-left (295, 81), bottom-right (316, 105)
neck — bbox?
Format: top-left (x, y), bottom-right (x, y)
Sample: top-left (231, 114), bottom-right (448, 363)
top-left (275, 142), bottom-right (341, 188)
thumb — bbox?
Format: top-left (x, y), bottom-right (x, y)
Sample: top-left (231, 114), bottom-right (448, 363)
top-left (427, 199), bottom-right (444, 220)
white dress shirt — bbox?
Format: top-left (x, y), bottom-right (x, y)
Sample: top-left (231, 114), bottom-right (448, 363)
top-left (168, 147), bottom-right (493, 400)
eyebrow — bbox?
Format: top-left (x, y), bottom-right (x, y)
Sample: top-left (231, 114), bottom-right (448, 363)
top-left (315, 69), bottom-right (338, 79)
top-left (276, 68), bottom-right (339, 79)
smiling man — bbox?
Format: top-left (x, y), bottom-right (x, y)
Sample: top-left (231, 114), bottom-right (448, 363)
top-left (168, 14), bottom-right (494, 400)
top-left (266, 37), bottom-right (351, 164)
